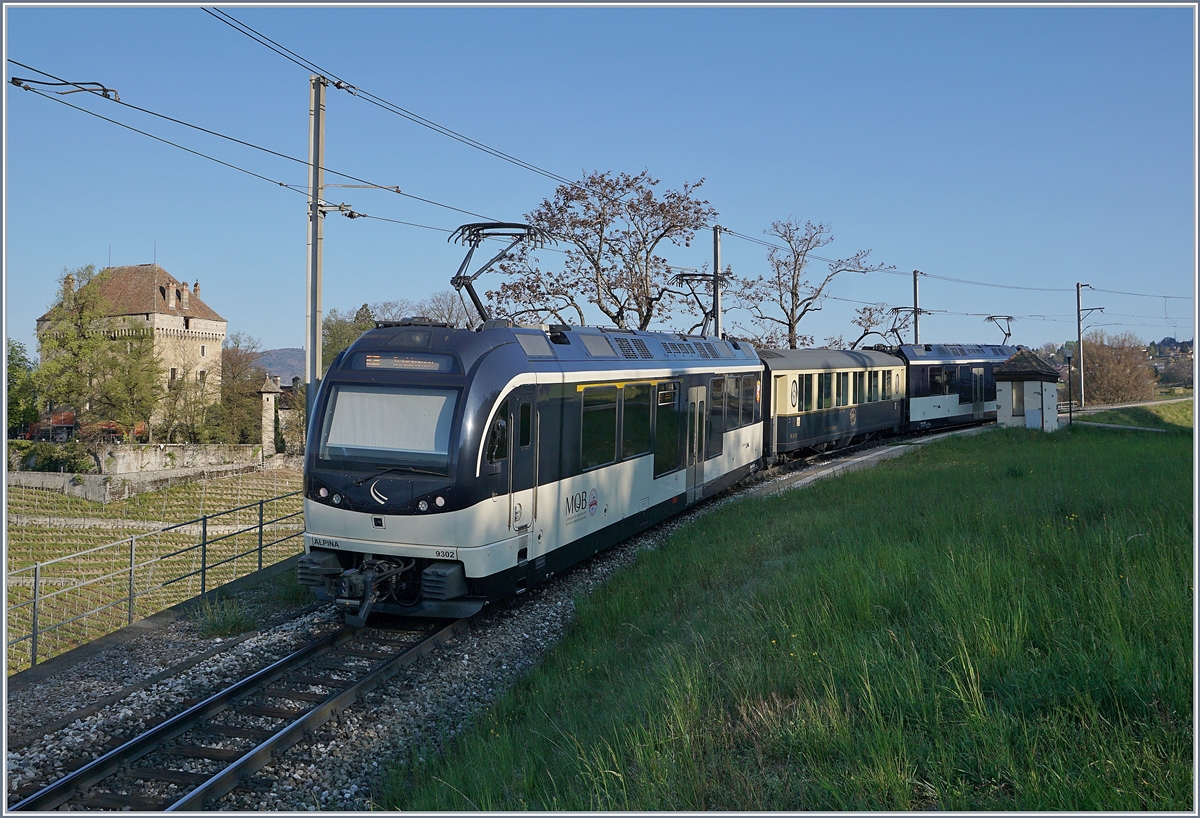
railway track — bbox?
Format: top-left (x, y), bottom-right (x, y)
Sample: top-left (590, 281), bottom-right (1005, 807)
top-left (10, 617), bottom-right (472, 812)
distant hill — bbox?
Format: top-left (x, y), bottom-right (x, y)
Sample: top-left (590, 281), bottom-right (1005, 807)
top-left (257, 348), bottom-right (305, 382)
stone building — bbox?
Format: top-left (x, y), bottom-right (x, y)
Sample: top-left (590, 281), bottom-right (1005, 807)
top-left (260, 374), bottom-right (306, 455)
top-left (995, 350), bottom-right (1062, 432)
top-left (37, 264), bottom-right (227, 395)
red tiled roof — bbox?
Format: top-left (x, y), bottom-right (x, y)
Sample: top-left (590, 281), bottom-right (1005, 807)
top-left (39, 264), bottom-right (225, 322)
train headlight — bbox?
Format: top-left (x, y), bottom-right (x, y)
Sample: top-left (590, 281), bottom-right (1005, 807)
top-left (332, 493), bottom-right (342, 505)
top-left (318, 487), bottom-right (329, 498)
top-left (434, 496), bottom-right (446, 508)
top-left (417, 499), bottom-right (430, 512)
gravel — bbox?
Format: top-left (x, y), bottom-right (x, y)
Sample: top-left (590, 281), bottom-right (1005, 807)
top-left (4, 471), bottom-right (802, 811)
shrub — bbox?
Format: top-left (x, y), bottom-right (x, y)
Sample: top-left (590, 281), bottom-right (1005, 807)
top-left (21, 441), bottom-right (97, 473)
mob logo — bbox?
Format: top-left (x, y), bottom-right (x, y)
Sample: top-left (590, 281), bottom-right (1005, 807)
top-left (565, 490), bottom-right (589, 517)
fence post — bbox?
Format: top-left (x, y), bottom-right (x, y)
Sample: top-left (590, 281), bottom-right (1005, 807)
top-left (258, 499), bottom-right (265, 571)
top-left (30, 563), bottom-right (41, 668)
top-left (128, 535), bottom-right (137, 625)
top-left (201, 515), bottom-right (208, 597)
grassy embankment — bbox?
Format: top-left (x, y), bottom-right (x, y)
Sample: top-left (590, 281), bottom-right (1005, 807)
top-left (385, 425), bottom-right (1192, 811)
top-left (1081, 399), bottom-right (1193, 432)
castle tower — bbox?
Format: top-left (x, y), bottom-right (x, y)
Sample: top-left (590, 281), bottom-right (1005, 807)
top-left (259, 375), bottom-right (283, 457)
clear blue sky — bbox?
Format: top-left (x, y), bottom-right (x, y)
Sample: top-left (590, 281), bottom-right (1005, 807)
top-left (4, 5), bottom-right (1195, 355)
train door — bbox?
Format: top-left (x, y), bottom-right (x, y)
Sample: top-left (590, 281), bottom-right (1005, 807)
top-left (686, 385), bottom-right (706, 504)
top-left (971, 367), bottom-right (985, 419)
top-left (507, 385), bottom-right (537, 560)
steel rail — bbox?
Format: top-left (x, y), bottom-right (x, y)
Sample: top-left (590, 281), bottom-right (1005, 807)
top-left (8, 626), bottom-right (356, 812)
top-left (166, 615), bottom-right (473, 810)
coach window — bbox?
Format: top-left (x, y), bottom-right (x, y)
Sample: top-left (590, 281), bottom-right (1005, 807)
top-left (882, 371), bottom-right (893, 401)
top-left (622, 383), bottom-right (653, 458)
top-left (817, 373), bottom-right (832, 409)
top-left (945, 366), bottom-right (958, 398)
top-left (654, 383), bottom-right (684, 477)
top-left (740, 375), bottom-right (757, 426)
top-left (854, 372), bottom-right (865, 404)
top-left (869, 371), bottom-right (879, 402)
top-left (929, 366), bottom-right (945, 395)
top-left (802, 373), bottom-right (813, 412)
top-left (707, 378), bottom-right (725, 459)
top-left (519, 400), bottom-right (532, 447)
top-left (581, 387), bottom-right (618, 470)
top-left (836, 372), bottom-right (849, 407)
top-left (727, 376), bottom-right (742, 429)
top-left (486, 399), bottom-right (509, 465)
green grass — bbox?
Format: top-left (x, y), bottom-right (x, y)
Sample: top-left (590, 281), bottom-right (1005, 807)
top-left (1082, 399), bottom-right (1192, 432)
top-left (192, 595), bottom-right (257, 638)
top-left (383, 425), bottom-right (1192, 811)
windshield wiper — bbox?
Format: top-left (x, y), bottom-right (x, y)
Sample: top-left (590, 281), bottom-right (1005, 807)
top-left (353, 465), bottom-right (447, 485)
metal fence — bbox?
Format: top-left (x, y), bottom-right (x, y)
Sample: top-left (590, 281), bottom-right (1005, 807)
top-left (6, 492), bottom-right (305, 674)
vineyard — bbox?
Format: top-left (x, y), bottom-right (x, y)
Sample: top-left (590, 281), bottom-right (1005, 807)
top-left (6, 469), bottom-right (306, 674)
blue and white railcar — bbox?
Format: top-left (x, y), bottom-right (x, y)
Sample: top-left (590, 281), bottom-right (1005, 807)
top-left (298, 320), bottom-right (764, 623)
top-left (893, 343), bottom-right (1018, 430)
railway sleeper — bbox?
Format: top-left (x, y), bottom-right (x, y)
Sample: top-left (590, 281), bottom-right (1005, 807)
top-left (127, 767), bottom-right (211, 787)
top-left (234, 703), bottom-right (310, 720)
top-left (79, 790), bottom-right (171, 811)
top-left (166, 744), bottom-right (246, 762)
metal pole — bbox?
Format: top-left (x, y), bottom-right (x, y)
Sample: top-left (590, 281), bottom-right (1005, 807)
top-left (913, 270), bottom-right (921, 345)
top-left (128, 536), bottom-right (136, 625)
top-left (1077, 282), bottom-right (1085, 409)
top-left (201, 515), bottom-right (208, 597)
top-left (305, 75), bottom-right (327, 420)
top-left (258, 499), bottom-right (265, 571)
top-left (712, 226), bottom-right (723, 338)
top-left (1067, 355), bottom-right (1074, 425)
top-left (31, 563), bottom-right (41, 668)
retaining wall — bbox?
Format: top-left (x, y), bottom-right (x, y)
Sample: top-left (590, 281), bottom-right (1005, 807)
top-left (97, 443), bottom-right (262, 474)
top-left (7, 463), bottom-right (273, 503)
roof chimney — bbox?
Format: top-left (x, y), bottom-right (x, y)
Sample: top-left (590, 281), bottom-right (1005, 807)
top-left (181, 282), bottom-right (190, 311)
top-left (292, 376), bottom-right (300, 390)
top-left (193, 280), bottom-right (200, 299)
top-left (273, 375), bottom-right (281, 389)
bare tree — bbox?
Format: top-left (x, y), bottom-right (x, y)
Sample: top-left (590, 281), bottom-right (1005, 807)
top-left (729, 219), bottom-right (893, 349)
top-left (844, 303), bottom-right (913, 349)
top-left (489, 170), bottom-right (717, 329)
top-left (1074, 330), bottom-right (1157, 404)
top-left (417, 290), bottom-right (479, 330)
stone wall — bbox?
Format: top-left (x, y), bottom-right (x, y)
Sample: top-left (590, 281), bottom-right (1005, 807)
top-left (7, 462), bottom-right (271, 504)
top-left (95, 443), bottom-right (261, 474)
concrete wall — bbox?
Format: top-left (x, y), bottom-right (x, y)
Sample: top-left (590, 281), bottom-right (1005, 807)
top-left (8, 462), bottom-right (271, 503)
top-left (997, 380), bottom-right (1059, 432)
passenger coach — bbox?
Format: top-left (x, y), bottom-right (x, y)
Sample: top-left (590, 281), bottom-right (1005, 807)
top-left (298, 320), bottom-right (763, 623)
top-left (891, 343), bottom-right (1018, 429)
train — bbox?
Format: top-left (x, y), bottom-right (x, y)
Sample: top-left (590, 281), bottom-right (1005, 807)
top-left (296, 316), bottom-right (1017, 625)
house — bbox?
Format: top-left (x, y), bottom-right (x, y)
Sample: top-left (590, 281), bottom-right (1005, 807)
top-left (38, 264), bottom-right (227, 393)
top-left (36, 264), bottom-right (227, 427)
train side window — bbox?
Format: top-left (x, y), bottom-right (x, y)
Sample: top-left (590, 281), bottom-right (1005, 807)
top-left (519, 400), bottom-right (532, 447)
top-left (803, 373), bottom-right (813, 412)
top-left (741, 376), bottom-right (757, 426)
top-left (486, 399), bottom-right (509, 465)
top-left (654, 383), bottom-right (683, 477)
top-left (958, 365), bottom-right (973, 404)
top-left (945, 366), bottom-right (958, 398)
top-left (929, 366), bottom-right (944, 395)
top-left (622, 383), bottom-right (652, 458)
top-left (883, 371), bottom-right (893, 400)
top-left (707, 378), bottom-right (725, 459)
top-left (836, 373), bottom-right (849, 407)
top-left (817, 373), bottom-right (832, 409)
top-left (727, 376), bottom-right (742, 429)
top-left (581, 386), bottom-right (618, 470)
top-left (853, 372), bottom-right (864, 404)
top-left (869, 371), bottom-right (879, 402)
top-left (984, 364), bottom-right (997, 401)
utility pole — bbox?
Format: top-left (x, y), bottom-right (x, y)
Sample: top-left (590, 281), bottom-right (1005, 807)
top-left (712, 226), bottom-right (723, 338)
top-left (305, 75), bottom-right (327, 420)
top-left (913, 270), bottom-right (921, 345)
top-left (1076, 282), bottom-right (1084, 409)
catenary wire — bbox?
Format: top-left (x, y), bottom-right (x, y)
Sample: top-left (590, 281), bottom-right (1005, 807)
top-left (8, 59), bottom-right (499, 223)
top-left (203, 8), bottom-right (585, 192)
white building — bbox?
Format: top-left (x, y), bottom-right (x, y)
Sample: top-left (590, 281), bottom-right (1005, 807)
top-left (994, 350), bottom-right (1062, 432)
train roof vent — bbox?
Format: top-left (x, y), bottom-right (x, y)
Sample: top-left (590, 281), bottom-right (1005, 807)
top-left (480, 318), bottom-right (514, 330)
top-left (662, 341), bottom-right (696, 356)
top-left (580, 334), bottom-right (617, 357)
top-left (757, 350), bottom-right (783, 359)
top-left (613, 336), bottom-right (653, 359)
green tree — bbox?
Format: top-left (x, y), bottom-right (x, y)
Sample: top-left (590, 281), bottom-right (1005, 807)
top-left (34, 265), bottom-right (111, 420)
top-left (219, 333), bottom-right (266, 443)
top-left (90, 324), bottom-right (162, 437)
top-left (7, 338), bottom-right (40, 434)
top-left (322, 305), bottom-right (375, 371)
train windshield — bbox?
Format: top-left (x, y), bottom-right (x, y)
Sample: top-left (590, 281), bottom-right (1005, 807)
top-left (317, 384), bottom-right (458, 471)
